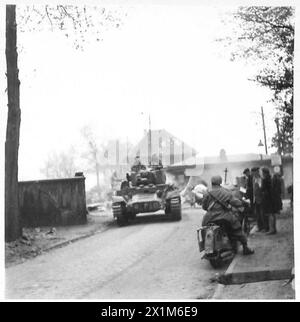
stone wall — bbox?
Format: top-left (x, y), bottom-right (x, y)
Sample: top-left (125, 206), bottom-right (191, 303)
top-left (18, 177), bottom-right (87, 227)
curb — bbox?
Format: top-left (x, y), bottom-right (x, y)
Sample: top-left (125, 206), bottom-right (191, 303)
top-left (212, 254), bottom-right (240, 300)
top-left (218, 268), bottom-right (292, 285)
top-left (212, 284), bottom-right (225, 300)
top-left (212, 222), bottom-right (293, 298)
top-left (212, 251), bottom-right (240, 299)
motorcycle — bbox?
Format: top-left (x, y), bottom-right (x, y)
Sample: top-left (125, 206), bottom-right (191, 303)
top-left (197, 199), bottom-right (251, 269)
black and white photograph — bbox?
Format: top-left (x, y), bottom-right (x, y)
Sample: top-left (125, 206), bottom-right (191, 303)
top-left (0, 0), bottom-right (298, 302)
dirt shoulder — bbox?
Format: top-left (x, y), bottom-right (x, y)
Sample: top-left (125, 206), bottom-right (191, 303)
top-left (5, 211), bottom-right (115, 268)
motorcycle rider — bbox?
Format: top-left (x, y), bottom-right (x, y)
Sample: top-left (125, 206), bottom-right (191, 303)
top-left (202, 175), bottom-right (254, 256)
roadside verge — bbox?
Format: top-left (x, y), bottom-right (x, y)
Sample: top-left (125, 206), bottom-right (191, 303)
top-left (212, 204), bottom-right (294, 300)
top-left (5, 212), bottom-right (115, 268)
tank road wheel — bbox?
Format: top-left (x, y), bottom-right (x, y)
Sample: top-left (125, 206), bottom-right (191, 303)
top-left (113, 203), bottom-right (129, 227)
top-left (117, 215), bottom-right (129, 227)
top-left (166, 197), bottom-right (182, 221)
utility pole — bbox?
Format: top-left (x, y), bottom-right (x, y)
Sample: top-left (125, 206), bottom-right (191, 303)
top-left (192, 148), bottom-right (196, 158)
top-left (224, 168), bottom-right (228, 184)
top-left (148, 114), bottom-right (152, 166)
top-left (116, 139), bottom-right (119, 166)
top-left (159, 132), bottom-right (162, 164)
top-left (261, 106), bottom-right (268, 155)
top-left (170, 137), bottom-right (174, 165)
top-left (126, 137), bottom-right (129, 165)
top-left (258, 140), bottom-right (264, 160)
top-left (275, 118), bottom-right (282, 155)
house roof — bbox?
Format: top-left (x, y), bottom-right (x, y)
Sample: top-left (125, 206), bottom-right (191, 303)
top-left (129, 128), bottom-right (196, 159)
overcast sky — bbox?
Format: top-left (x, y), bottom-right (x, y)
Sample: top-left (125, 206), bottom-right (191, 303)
top-left (0, 0), bottom-right (299, 301)
top-left (0, 4), bottom-right (280, 182)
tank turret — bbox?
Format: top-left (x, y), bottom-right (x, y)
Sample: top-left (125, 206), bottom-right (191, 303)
top-left (112, 164), bottom-right (181, 226)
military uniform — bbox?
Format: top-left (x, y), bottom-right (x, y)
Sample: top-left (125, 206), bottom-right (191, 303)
top-left (131, 157), bottom-right (146, 173)
top-left (202, 185), bottom-right (247, 247)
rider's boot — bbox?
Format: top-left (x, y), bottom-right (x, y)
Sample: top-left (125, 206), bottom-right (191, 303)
top-left (231, 240), bottom-right (238, 254)
top-left (242, 244), bottom-right (255, 255)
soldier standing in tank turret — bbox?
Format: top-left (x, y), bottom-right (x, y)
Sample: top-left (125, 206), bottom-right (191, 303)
top-left (131, 156), bottom-right (146, 172)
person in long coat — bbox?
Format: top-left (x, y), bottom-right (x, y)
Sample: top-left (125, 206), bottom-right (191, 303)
top-left (261, 167), bottom-right (276, 234)
top-left (202, 175), bottom-right (254, 255)
top-left (243, 168), bottom-right (254, 215)
top-left (252, 167), bottom-right (267, 231)
top-left (287, 184), bottom-right (293, 208)
top-left (272, 173), bottom-right (283, 213)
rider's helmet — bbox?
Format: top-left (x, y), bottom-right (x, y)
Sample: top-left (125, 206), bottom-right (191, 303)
top-left (211, 175), bottom-right (222, 186)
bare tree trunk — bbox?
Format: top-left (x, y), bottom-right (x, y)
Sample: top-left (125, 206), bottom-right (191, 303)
top-left (5, 4), bottom-right (21, 242)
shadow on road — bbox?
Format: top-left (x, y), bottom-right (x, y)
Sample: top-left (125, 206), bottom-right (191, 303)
top-left (117, 208), bottom-right (197, 227)
top-left (127, 214), bottom-right (176, 226)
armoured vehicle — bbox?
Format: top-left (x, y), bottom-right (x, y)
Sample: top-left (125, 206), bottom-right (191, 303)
top-left (112, 165), bottom-right (182, 226)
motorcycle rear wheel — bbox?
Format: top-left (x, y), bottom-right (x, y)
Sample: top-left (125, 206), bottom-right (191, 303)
top-left (209, 258), bottom-right (223, 269)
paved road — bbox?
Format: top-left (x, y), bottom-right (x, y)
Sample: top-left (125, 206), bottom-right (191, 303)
top-left (6, 208), bottom-right (227, 299)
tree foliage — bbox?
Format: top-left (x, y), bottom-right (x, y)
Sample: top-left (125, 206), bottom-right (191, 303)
top-left (41, 147), bottom-right (78, 179)
top-left (219, 6), bottom-right (294, 154)
top-left (17, 5), bottom-right (125, 50)
top-left (5, 4), bottom-right (124, 241)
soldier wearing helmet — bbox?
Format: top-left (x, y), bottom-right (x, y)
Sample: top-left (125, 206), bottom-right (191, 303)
top-left (131, 156), bottom-right (146, 173)
top-left (202, 175), bottom-right (254, 255)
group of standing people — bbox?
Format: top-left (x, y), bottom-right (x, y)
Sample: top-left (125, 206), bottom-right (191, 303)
top-left (243, 167), bottom-right (283, 235)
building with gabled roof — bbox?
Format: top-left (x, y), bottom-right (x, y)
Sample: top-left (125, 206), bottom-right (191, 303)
top-left (129, 129), bottom-right (197, 166)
